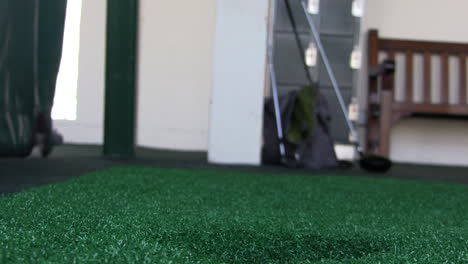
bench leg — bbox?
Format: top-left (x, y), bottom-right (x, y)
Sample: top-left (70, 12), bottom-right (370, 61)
top-left (366, 109), bottom-right (380, 154)
top-left (379, 90), bottom-right (393, 157)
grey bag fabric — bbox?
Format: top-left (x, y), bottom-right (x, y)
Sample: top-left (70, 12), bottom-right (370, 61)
top-left (262, 91), bottom-right (298, 164)
top-left (262, 89), bottom-right (339, 169)
top-left (296, 92), bottom-right (339, 169)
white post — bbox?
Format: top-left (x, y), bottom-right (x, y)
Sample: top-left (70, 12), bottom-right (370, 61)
top-left (208, 0), bottom-right (270, 165)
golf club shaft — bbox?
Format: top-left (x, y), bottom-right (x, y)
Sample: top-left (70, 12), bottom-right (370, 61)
top-left (300, 0), bottom-right (359, 143)
top-left (268, 0), bottom-right (286, 157)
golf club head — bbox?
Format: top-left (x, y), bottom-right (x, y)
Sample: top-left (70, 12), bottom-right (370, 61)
top-left (359, 153), bottom-right (392, 173)
top-left (281, 156), bottom-right (302, 169)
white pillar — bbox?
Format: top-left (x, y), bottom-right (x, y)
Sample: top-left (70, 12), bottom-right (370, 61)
top-left (208, 0), bottom-right (270, 165)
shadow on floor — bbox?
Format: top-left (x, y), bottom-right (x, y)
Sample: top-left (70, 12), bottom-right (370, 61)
top-left (159, 228), bottom-right (391, 263)
top-left (0, 144), bottom-right (467, 194)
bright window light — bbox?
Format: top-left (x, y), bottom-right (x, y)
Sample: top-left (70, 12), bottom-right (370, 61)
top-left (52, 0), bottom-right (82, 121)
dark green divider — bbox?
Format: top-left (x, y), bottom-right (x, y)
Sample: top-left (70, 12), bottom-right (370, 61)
top-left (103, 0), bottom-right (139, 158)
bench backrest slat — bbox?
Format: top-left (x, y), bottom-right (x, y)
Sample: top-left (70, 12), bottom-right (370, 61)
top-left (441, 53), bottom-right (450, 104)
top-left (460, 54), bottom-right (467, 104)
top-left (423, 52), bottom-right (432, 103)
top-left (405, 50), bottom-right (413, 103)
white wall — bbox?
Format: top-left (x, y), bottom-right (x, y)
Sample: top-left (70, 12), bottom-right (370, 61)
top-left (55, 0), bottom-right (106, 144)
top-left (56, 0), bottom-right (268, 161)
top-left (137, 1), bottom-right (216, 151)
top-left (363, 0), bottom-right (468, 43)
top-left (53, 0), bottom-right (82, 121)
top-left (361, 0), bottom-right (468, 166)
top-left (56, 0), bottom-right (216, 150)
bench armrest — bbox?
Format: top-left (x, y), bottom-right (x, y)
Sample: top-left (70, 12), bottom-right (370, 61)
top-left (369, 59), bottom-right (395, 79)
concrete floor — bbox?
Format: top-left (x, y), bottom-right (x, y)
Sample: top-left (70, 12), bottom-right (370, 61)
top-left (1, 144), bottom-right (467, 195)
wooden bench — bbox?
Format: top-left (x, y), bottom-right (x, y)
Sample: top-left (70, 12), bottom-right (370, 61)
top-left (366, 29), bottom-right (468, 157)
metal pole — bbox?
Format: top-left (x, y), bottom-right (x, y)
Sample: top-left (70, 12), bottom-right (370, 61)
top-left (268, 0), bottom-right (286, 158)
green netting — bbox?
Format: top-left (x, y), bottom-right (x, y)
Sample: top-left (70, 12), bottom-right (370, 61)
top-left (0, 0), bottom-right (67, 156)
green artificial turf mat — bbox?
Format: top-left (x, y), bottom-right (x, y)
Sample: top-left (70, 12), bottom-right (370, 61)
top-left (0, 167), bottom-right (467, 263)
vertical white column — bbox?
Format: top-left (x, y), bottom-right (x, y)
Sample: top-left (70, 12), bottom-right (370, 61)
top-left (208, 0), bottom-right (270, 165)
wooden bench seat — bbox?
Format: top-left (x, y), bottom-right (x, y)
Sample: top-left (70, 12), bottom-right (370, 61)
top-left (366, 29), bottom-right (468, 157)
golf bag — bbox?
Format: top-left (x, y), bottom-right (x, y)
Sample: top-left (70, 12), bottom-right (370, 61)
top-left (262, 86), bottom-right (339, 169)
top-left (263, 0), bottom-right (339, 169)
top-left (0, 0), bottom-right (66, 157)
